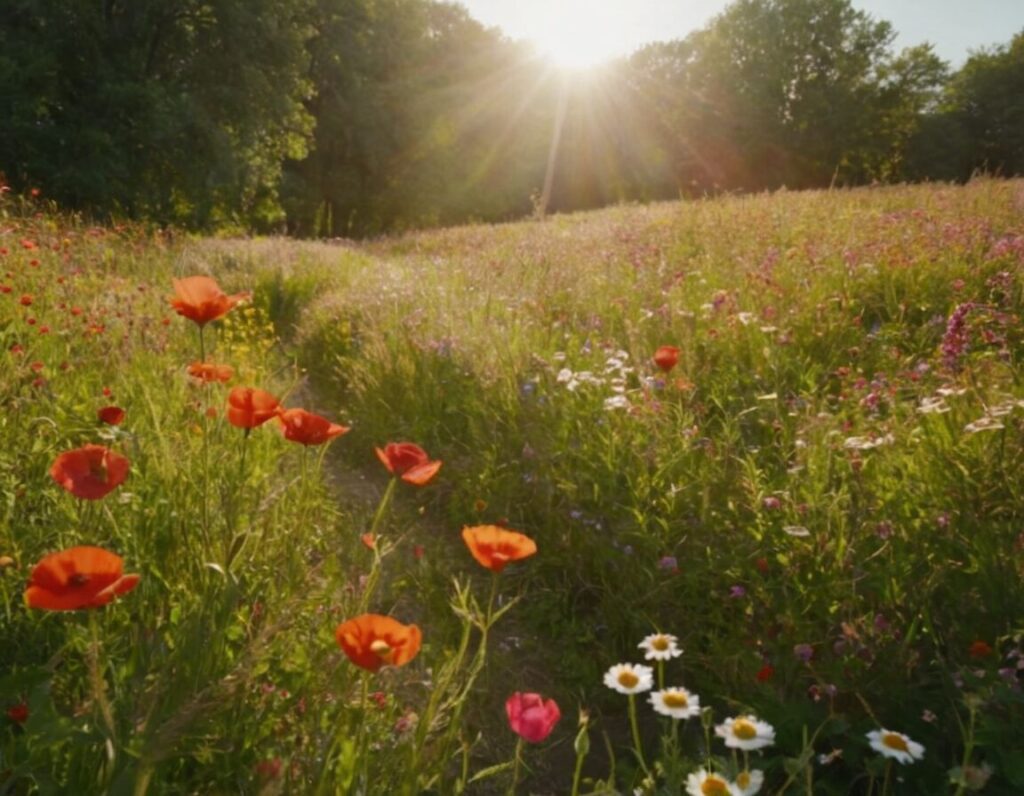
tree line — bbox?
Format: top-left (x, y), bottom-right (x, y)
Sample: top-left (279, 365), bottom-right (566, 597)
top-left (1, 0), bottom-right (1022, 237)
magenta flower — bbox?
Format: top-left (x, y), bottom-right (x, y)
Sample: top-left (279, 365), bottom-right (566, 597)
top-left (506, 692), bottom-right (561, 743)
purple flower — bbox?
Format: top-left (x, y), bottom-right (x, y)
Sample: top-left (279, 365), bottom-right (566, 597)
top-left (729, 584), bottom-right (747, 599)
top-left (941, 302), bottom-right (975, 371)
top-left (794, 643), bottom-right (814, 663)
top-left (657, 555), bottom-right (679, 572)
top-left (762, 496), bottom-right (781, 511)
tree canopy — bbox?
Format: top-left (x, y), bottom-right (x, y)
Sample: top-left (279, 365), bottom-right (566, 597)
top-left (1, 0), bottom-right (1021, 235)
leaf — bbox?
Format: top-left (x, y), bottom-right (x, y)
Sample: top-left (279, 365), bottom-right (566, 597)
top-left (468, 761), bottom-right (515, 784)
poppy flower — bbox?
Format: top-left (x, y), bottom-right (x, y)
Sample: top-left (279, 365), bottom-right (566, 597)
top-left (374, 442), bottom-right (442, 486)
top-left (226, 387), bottom-right (281, 429)
top-left (968, 640), bottom-right (993, 659)
top-left (278, 408), bottom-right (350, 446)
top-left (50, 445), bottom-right (129, 500)
top-left (168, 275), bottom-right (249, 326)
top-left (187, 362), bottom-right (234, 383)
top-left (506, 692), bottom-right (561, 743)
top-left (6, 703), bottom-right (28, 724)
top-left (97, 406), bottom-right (125, 426)
top-left (24, 546), bottom-right (140, 611)
top-left (334, 614), bottom-right (422, 672)
top-left (653, 345), bottom-right (680, 372)
top-left (461, 525), bottom-right (537, 572)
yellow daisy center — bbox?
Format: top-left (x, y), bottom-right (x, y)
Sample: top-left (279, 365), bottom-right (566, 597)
top-left (882, 733), bottom-right (909, 752)
top-left (737, 771), bottom-right (751, 788)
top-left (652, 636), bottom-right (669, 651)
top-left (663, 691), bottom-right (689, 709)
top-left (701, 776), bottom-right (730, 795)
top-left (617, 670), bottom-right (639, 689)
top-left (733, 719), bottom-right (758, 740)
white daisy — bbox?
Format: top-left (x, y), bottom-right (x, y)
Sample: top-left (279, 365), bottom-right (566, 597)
top-left (866, 729), bottom-right (925, 765)
top-left (603, 663), bottom-right (654, 695)
top-left (638, 633), bottom-right (682, 660)
top-left (649, 687), bottom-right (701, 719)
top-left (715, 715), bottom-right (775, 751)
top-left (734, 769), bottom-right (764, 796)
top-left (686, 769), bottom-right (739, 796)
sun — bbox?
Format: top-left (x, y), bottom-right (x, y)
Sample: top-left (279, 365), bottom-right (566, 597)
top-left (523, 1), bottom-right (628, 69)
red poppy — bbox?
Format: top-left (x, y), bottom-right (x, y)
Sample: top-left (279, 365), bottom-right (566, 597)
top-left (226, 387), bottom-right (281, 429)
top-left (6, 703), bottom-right (28, 724)
top-left (187, 362), bottom-right (234, 383)
top-left (24, 546), bottom-right (140, 611)
top-left (19, 294), bottom-right (32, 307)
top-left (755, 664), bottom-right (775, 683)
top-left (168, 276), bottom-right (249, 326)
top-left (50, 445), bottom-right (129, 500)
top-left (461, 525), bottom-right (537, 573)
top-left (277, 408), bottom-right (349, 446)
top-left (374, 442), bottom-right (442, 486)
top-left (653, 345), bottom-right (680, 372)
top-left (506, 692), bottom-right (561, 743)
top-left (335, 614), bottom-right (422, 672)
top-left (968, 640), bottom-right (993, 659)
top-left (97, 406), bottom-right (125, 425)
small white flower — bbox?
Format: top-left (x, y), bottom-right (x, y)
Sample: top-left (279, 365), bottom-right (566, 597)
top-left (736, 312), bottom-right (754, 325)
top-left (917, 397), bottom-right (950, 414)
top-left (964, 416), bottom-right (1004, 434)
top-left (783, 525), bottom-right (811, 537)
top-left (552, 351), bottom-right (566, 362)
top-left (986, 400), bottom-right (1017, 417)
top-left (866, 729), bottom-right (924, 764)
top-left (649, 687), bottom-right (700, 719)
top-left (604, 395), bottom-right (630, 411)
top-left (638, 633), bottom-right (683, 660)
top-left (936, 386), bottom-right (967, 397)
top-left (734, 769), bottom-right (764, 796)
top-left (603, 663), bottom-right (654, 695)
top-left (715, 715), bottom-right (775, 751)
top-left (686, 769), bottom-right (739, 796)
top-left (843, 434), bottom-right (894, 450)
top-left (556, 368), bottom-right (573, 383)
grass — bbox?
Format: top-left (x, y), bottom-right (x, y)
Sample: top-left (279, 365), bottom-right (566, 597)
top-left (2, 180), bottom-right (1023, 794)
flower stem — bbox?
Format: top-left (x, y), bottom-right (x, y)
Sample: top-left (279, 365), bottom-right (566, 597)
top-left (507, 736), bottom-right (524, 796)
top-left (881, 760), bottom-right (893, 796)
top-left (628, 693), bottom-right (650, 777)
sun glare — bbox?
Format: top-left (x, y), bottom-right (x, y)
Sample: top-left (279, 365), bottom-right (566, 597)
top-left (525, 1), bottom-right (626, 69)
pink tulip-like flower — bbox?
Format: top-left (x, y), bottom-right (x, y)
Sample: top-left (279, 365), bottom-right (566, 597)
top-left (505, 692), bottom-right (560, 743)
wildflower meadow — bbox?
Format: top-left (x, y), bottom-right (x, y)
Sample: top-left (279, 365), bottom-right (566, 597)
top-left (2, 180), bottom-right (1023, 794)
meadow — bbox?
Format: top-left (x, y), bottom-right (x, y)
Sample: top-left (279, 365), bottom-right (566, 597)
top-left (2, 179), bottom-right (1023, 795)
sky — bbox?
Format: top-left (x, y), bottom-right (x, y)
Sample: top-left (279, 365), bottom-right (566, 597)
top-left (458, 0), bottom-right (1024, 67)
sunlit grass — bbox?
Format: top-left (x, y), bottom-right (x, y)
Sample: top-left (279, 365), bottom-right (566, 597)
top-left (3, 181), bottom-right (1023, 794)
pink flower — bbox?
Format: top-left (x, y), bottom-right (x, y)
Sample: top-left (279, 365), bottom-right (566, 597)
top-left (505, 692), bottom-right (560, 743)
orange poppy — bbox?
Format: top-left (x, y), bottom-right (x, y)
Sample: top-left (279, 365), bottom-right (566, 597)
top-left (97, 405), bottom-right (125, 425)
top-left (335, 614), bottom-right (422, 671)
top-left (25, 546), bottom-right (140, 610)
top-left (277, 408), bottom-right (349, 446)
top-left (168, 275), bottom-right (249, 326)
top-left (374, 442), bottom-right (442, 486)
top-left (653, 345), bottom-right (680, 372)
top-left (226, 387), bottom-right (281, 429)
top-left (50, 445), bottom-right (129, 500)
top-left (187, 362), bottom-right (234, 383)
top-left (461, 525), bottom-right (537, 573)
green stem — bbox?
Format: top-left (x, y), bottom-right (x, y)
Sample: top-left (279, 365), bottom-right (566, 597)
top-left (628, 693), bottom-right (650, 777)
top-left (881, 760), bottom-right (892, 796)
top-left (953, 703), bottom-right (977, 796)
top-left (507, 737), bottom-right (524, 796)
top-left (357, 478), bottom-right (398, 614)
